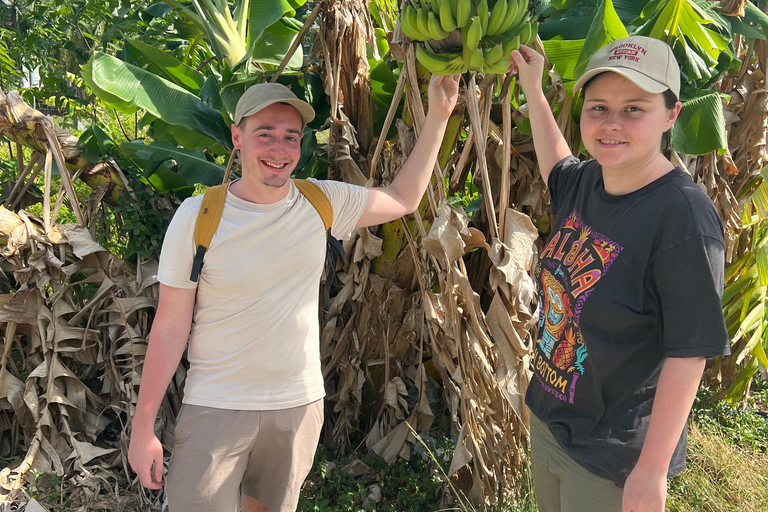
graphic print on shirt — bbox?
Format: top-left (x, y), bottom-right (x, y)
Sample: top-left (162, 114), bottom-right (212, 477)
top-left (533, 210), bottom-right (623, 404)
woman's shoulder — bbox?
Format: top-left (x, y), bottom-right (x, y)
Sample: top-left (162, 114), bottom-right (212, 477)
top-left (657, 169), bottom-right (723, 239)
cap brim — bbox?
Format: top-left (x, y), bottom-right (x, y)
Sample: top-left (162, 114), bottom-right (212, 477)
top-left (237, 98), bottom-right (315, 126)
top-left (573, 67), bottom-right (669, 95)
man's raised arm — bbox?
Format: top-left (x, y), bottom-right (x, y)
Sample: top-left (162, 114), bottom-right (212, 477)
top-left (356, 74), bottom-right (460, 228)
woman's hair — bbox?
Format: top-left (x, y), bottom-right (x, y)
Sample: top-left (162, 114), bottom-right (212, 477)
top-left (580, 72), bottom-right (679, 151)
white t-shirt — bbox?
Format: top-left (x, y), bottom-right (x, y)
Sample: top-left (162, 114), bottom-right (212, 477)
top-left (157, 179), bottom-right (368, 410)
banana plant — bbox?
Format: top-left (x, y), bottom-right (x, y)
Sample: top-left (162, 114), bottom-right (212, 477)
top-left (720, 170), bottom-right (768, 402)
top-left (81, 0), bottom-right (314, 191)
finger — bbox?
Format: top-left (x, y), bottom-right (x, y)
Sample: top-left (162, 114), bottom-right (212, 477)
top-left (510, 50), bottom-right (525, 67)
top-left (151, 458), bottom-right (165, 487)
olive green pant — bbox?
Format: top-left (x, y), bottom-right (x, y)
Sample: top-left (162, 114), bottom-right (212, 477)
top-left (530, 415), bottom-right (624, 512)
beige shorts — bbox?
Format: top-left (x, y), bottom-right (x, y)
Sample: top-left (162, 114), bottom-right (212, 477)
top-left (165, 400), bottom-right (324, 512)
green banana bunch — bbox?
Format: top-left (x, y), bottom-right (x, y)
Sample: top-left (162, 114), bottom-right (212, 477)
top-left (401, 3), bottom-right (431, 41)
top-left (428, 11), bottom-right (450, 39)
top-left (404, 0), bottom-right (536, 76)
top-left (416, 42), bottom-right (464, 75)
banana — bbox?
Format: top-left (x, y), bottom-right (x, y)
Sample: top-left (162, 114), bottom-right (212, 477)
top-left (428, 11), bottom-right (450, 39)
top-left (416, 7), bottom-right (431, 37)
top-left (477, 0), bottom-right (490, 36)
top-left (486, 0), bottom-right (508, 36)
top-left (517, 20), bottom-right (532, 47)
top-left (483, 58), bottom-right (512, 75)
top-left (524, 20), bottom-right (539, 46)
top-left (416, 44), bottom-right (451, 74)
top-left (455, 0), bottom-right (473, 28)
top-left (501, 34), bottom-right (521, 56)
top-left (439, 0), bottom-right (457, 32)
top-left (493, 13), bottom-right (528, 44)
top-left (470, 47), bottom-right (485, 70)
top-left (498, 0), bottom-right (520, 35)
top-left (401, 4), bottom-right (429, 41)
top-left (465, 16), bottom-right (483, 50)
top-left (483, 42), bottom-right (504, 64)
top-left (449, 0), bottom-right (459, 18)
top-left (416, 43), bottom-right (463, 75)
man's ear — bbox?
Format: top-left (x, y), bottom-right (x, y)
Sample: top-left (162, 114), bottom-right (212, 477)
top-left (231, 123), bottom-right (242, 150)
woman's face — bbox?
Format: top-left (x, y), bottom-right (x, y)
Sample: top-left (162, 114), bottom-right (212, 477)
top-left (580, 73), bottom-right (680, 174)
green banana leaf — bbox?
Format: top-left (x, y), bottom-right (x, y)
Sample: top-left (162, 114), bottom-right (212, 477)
top-left (83, 51), bottom-right (231, 146)
top-left (633, 0), bottom-right (732, 90)
top-left (753, 168), bottom-right (768, 220)
top-left (745, 0), bottom-right (768, 37)
top-left (125, 39), bottom-right (205, 94)
top-left (249, 17), bottom-right (304, 68)
top-left (245, 0), bottom-right (307, 67)
top-left (120, 140), bottom-right (225, 186)
top-left (542, 39), bottom-right (586, 82)
top-left (574, 0), bottom-right (629, 78)
top-left (539, 0), bottom-right (644, 40)
top-left (669, 91), bottom-right (727, 155)
top-left (78, 124), bottom-right (118, 164)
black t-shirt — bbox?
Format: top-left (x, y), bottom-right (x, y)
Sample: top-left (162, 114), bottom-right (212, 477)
top-left (525, 156), bottom-right (730, 486)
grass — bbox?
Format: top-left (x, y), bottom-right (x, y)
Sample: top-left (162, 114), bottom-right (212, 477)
top-left (667, 422), bottom-right (768, 512)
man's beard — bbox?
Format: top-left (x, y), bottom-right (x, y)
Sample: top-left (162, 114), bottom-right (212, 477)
top-left (261, 173), bottom-right (291, 188)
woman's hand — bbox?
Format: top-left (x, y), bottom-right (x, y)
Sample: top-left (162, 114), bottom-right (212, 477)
top-left (622, 463), bottom-right (667, 512)
top-left (427, 74), bottom-right (460, 119)
top-left (510, 45), bottom-right (546, 98)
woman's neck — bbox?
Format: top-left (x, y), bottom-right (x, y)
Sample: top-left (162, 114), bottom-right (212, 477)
top-left (601, 153), bottom-right (675, 196)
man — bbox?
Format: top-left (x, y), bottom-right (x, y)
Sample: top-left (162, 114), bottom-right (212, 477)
top-left (128, 74), bottom-right (460, 512)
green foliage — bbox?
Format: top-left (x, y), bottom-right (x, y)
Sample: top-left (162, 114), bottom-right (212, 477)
top-left (693, 384), bottom-right (768, 453)
top-left (298, 437), bottom-right (458, 512)
top-left (96, 185), bottom-right (168, 262)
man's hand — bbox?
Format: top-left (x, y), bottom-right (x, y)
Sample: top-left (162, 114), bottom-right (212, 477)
top-left (510, 45), bottom-right (546, 99)
top-left (427, 74), bottom-right (460, 119)
top-left (622, 463), bottom-right (667, 512)
top-left (128, 429), bottom-right (165, 489)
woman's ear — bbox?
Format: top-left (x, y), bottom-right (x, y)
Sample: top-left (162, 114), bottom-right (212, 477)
top-left (666, 101), bottom-right (683, 130)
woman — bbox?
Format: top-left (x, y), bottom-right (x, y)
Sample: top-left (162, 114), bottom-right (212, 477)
top-left (510, 36), bottom-right (730, 512)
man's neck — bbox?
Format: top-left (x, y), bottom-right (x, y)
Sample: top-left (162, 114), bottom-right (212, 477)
top-left (229, 177), bottom-right (291, 204)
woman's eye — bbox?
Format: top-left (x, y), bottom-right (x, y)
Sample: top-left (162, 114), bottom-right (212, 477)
top-left (592, 106), bottom-right (606, 112)
top-left (627, 106), bottom-right (642, 112)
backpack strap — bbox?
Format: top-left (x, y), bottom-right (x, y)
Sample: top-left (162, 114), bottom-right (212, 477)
top-left (293, 179), bottom-right (333, 233)
top-left (190, 184), bottom-right (228, 282)
top-left (293, 179), bottom-right (345, 312)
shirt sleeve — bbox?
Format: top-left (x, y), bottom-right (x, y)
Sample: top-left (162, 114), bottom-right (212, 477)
top-left (310, 179), bottom-right (368, 240)
top-left (156, 198), bottom-right (200, 289)
top-left (547, 155), bottom-right (583, 213)
top-left (651, 234), bottom-right (730, 358)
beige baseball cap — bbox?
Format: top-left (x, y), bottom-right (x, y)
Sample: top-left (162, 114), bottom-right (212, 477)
top-left (573, 36), bottom-right (680, 98)
top-left (233, 83), bottom-right (315, 126)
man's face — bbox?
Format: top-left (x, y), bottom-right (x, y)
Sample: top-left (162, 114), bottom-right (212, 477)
top-left (231, 102), bottom-right (303, 189)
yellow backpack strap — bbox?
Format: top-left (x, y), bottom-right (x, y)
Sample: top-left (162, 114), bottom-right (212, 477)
top-left (190, 184), bottom-right (228, 282)
top-left (293, 179), bottom-right (345, 311)
top-left (293, 179), bottom-right (333, 235)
